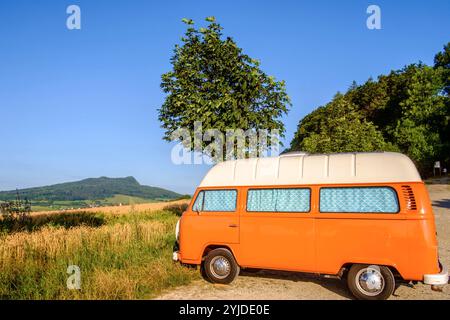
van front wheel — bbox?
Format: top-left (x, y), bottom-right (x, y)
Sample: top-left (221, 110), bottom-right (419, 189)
top-left (203, 248), bottom-right (240, 284)
top-left (347, 264), bottom-right (395, 300)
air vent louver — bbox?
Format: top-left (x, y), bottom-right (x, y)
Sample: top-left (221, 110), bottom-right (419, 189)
top-left (401, 186), bottom-right (417, 211)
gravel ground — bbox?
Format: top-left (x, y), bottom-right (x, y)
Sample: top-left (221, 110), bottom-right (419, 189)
top-left (157, 184), bottom-right (450, 300)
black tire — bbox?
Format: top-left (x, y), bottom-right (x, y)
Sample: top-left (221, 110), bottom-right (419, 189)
top-left (347, 264), bottom-right (395, 300)
top-left (202, 248), bottom-right (240, 284)
top-left (200, 263), bottom-right (212, 283)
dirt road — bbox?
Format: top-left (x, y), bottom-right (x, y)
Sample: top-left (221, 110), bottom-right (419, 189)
top-left (157, 184), bottom-right (450, 300)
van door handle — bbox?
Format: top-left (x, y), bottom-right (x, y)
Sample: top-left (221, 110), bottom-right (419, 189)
top-left (228, 224), bottom-right (238, 228)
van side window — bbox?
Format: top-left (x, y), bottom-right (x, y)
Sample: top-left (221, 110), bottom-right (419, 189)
top-left (320, 187), bottom-right (399, 213)
top-left (247, 188), bottom-right (311, 212)
top-left (192, 190), bottom-right (237, 212)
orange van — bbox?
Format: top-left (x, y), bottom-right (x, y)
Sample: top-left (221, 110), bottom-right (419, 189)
top-left (173, 152), bottom-right (448, 300)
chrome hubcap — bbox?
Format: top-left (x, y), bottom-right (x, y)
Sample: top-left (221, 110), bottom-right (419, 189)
top-left (210, 256), bottom-right (231, 279)
top-left (356, 267), bottom-right (385, 296)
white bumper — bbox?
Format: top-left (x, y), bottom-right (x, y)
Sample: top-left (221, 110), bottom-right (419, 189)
top-left (424, 262), bottom-right (449, 286)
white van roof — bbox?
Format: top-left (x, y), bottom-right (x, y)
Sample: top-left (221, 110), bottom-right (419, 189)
top-left (199, 152), bottom-right (422, 187)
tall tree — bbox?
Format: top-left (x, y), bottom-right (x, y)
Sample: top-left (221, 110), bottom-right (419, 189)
top-left (390, 65), bottom-right (447, 169)
top-left (289, 44), bottom-right (450, 175)
top-left (291, 94), bottom-right (390, 154)
top-left (434, 42), bottom-right (450, 95)
top-left (159, 17), bottom-right (290, 159)
top-left (433, 42), bottom-right (450, 165)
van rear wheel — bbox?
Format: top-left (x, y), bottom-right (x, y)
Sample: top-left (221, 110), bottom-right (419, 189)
top-left (347, 264), bottom-right (395, 300)
top-left (203, 248), bottom-right (240, 284)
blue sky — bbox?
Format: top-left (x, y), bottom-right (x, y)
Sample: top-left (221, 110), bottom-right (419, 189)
top-left (0, 0), bottom-right (449, 194)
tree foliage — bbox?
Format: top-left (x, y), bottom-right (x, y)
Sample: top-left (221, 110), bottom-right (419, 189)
top-left (297, 94), bottom-right (391, 153)
top-left (434, 42), bottom-right (450, 95)
top-left (159, 17), bottom-right (290, 157)
top-left (290, 43), bottom-right (450, 175)
top-left (0, 194), bottom-right (31, 233)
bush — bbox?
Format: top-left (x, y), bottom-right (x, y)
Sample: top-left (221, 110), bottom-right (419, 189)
top-left (0, 199), bottom-right (32, 233)
top-left (163, 203), bottom-right (189, 216)
top-left (0, 211), bottom-right (106, 234)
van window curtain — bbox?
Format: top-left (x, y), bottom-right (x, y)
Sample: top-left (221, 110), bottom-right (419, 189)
top-left (247, 188), bottom-right (310, 212)
top-left (320, 187), bottom-right (399, 213)
top-left (202, 190), bottom-right (237, 212)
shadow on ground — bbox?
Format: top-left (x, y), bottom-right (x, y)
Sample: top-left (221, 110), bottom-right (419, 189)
top-left (239, 269), bottom-right (353, 299)
top-left (433, 199), bottom-right (450, 209)
top-left (237, 269), bottom-right (414, 299)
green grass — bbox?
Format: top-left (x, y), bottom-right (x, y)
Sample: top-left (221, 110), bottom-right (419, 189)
top-left (102, 194), bottom-right (158, 205)
top-left (0, 209), bottom-right (199, 299)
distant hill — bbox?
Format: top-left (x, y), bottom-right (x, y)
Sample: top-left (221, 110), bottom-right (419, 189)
top-left (0, 177), bottom-right (183, 211)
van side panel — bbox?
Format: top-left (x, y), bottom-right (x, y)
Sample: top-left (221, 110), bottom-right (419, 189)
top-left (405, 183), bottom-right (440, 279)
top-left (238, 214), bottom-right (315, 272)
top-left (179, 212), bottom-right (239, 263)
top-left (236, 186), bottom-right (316, 271)
top-left (179, 182), bottom-right (440, 281)
top-left (315, 217), bottom-right (409, 275)
top-left (179, 188), bottom-right (240, 263)
top-left (405, 219), bottom-right (439, 279)
top-left (315, 183), bottom-right (440, 280)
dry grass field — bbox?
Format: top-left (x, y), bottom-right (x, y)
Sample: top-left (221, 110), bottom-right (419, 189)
top-left (0, 200), bottom-right (197, 299)
top-left (33, 199), bottom-right (190, 215)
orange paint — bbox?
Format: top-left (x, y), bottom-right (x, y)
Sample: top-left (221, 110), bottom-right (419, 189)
top-left (178, 181), bottom-right (440, 281)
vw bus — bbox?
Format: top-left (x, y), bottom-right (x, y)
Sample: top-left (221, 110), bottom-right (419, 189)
top-left (173, 152), bottom-right (448, 300)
